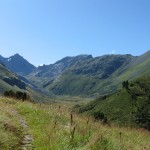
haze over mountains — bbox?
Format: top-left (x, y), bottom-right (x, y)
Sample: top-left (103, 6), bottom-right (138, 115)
top-left (0, 50), bottom-right (150, 98)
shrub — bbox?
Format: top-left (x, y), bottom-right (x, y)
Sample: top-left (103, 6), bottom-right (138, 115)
top-left (4, 90), bottom-right (30, 101)
top-left (122, 80), bottom-right (129, 89)
top-left (93, 111), bottom-right (108, 123)
top-left (134, 98), bottom-right (150, 130)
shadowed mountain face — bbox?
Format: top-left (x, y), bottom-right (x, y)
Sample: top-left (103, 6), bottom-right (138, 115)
top-left (0, 54), bottom-right (36, 76)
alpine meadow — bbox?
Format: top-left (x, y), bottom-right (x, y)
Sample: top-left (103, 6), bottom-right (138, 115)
top-left (0, 0), bottom-right (150, 150)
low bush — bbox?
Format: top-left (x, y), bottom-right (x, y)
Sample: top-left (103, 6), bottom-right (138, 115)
top-left (4, 90), bottom-right (30, 101)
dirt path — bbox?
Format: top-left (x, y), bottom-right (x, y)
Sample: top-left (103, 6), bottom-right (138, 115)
top-left (19, 118), bottom-right (34, 150)
top-left (11, 108), bottom-right (34, 150)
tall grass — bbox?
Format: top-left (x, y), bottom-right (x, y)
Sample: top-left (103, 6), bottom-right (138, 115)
top-left (0, 98), bottom-right (22, 150)
top-left (0, 97), bottom-right (150, 149)
top-left (15, 99), bottom-right (150, 150)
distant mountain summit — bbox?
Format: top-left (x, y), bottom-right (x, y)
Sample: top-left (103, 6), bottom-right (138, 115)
top-left (0, 53), bottom-right (36, 76)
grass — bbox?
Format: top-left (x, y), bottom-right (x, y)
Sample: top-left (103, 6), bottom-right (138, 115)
top-left (0, 97), bottom-right (150, 149)
top-left (0, 97), bottom-right (22, 150)
top-left (4, 98), bottom-right (150, 149)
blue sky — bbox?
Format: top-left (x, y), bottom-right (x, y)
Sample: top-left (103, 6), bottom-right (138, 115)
top-left (0, 0), bottom-right (150, 66)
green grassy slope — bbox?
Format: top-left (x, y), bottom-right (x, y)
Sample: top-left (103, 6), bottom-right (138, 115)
top-left (115, 50), bottom-right (150, 81)
top-left (76, 75), bottom-right (150, 129)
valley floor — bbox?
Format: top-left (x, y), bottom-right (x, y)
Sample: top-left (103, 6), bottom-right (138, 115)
top-left (0, 97), bottom-right (150, 150)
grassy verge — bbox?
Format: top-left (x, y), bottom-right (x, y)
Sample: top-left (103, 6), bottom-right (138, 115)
top-left (0, 98), bottom-right (22, 150)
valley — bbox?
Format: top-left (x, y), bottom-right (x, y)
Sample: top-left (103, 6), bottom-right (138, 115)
top-left (0, 50), bottom-right (150, 149)
top-left (1, 1), bottom-right (150, 149)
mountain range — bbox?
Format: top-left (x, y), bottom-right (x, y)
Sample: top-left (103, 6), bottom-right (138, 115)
top-left (0, 50), bottom-right (150, 98)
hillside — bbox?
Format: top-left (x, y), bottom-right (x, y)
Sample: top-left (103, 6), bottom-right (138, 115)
top-left (76, 75), bottom-right (150, 130)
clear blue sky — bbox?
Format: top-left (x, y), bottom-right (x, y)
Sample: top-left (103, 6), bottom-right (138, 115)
top-left (0, 0), bottom-right (150, 66)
